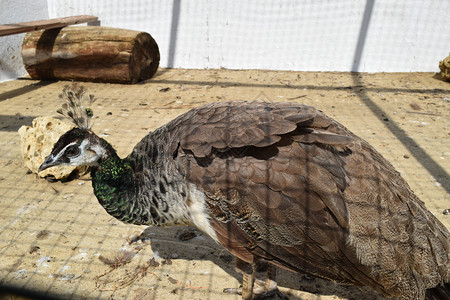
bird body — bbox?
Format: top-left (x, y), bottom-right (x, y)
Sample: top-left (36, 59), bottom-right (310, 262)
top-left (40, 98), bottom-right (450, 300)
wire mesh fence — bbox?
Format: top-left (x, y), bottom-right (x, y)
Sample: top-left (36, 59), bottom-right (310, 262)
top-left (0, 69), bottom-right (449, 299)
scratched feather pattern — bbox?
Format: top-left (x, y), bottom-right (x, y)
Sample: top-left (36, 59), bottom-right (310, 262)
top-left (128, 101), bottom-right (449, 299)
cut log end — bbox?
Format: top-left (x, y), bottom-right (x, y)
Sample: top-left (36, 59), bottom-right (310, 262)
top-left (22, 26), bottom-right (160, 84)
top-left (130, 32), bottom-right (160, 84)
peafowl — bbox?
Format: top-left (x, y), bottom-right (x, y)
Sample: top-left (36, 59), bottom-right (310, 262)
top-left (39, 85), bottom-right (449, 300)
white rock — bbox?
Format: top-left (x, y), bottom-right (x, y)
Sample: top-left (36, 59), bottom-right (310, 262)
top-left (18, 116), bottom-right (87, 179)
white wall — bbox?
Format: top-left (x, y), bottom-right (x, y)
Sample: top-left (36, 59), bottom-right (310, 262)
top-left (0, 0), bottom-right (49, 82)
top-left (1, 0), bottom-right (450, 82)
top-left (46, 0), bottom-right (450, 72)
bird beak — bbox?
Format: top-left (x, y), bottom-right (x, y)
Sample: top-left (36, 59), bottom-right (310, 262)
top-left (38, 154), bottom-right (58, 172)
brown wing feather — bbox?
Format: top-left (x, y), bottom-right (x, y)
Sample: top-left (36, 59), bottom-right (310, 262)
top-left (167, 101), bottom-right (318, 157)
top-left (166, 101), bottom-right (449, 299)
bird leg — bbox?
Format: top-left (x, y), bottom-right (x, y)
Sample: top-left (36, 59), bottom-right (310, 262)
top-left (242, 262), bottom-right (256, 300)
top-left (224, 257), bottom-right (287, 299)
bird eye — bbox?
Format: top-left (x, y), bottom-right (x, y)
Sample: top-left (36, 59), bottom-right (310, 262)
top-left (66, 145), bottom-right (80, 157)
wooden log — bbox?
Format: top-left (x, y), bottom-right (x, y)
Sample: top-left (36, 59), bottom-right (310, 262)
top-left (22, 26), bottom-right (160, 83)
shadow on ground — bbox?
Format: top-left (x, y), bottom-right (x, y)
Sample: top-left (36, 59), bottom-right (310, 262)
top-left (141, 226), bottom-right (385, 300)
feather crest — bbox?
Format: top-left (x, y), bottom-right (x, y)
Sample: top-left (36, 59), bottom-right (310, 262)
top-left (57, 83), bottom-right (96, 129)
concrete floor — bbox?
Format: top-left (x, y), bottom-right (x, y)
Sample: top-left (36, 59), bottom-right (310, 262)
top-left (0, 69), bottom-right (449, 299)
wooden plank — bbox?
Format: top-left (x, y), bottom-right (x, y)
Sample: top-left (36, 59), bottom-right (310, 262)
top-left (0, 15), bottom-right (98, 37)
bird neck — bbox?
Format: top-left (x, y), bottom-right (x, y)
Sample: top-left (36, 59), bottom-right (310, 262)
top-left (90, 139), bottom-right (191, 226)
top-left (90, 147), bottom-right (138, 223)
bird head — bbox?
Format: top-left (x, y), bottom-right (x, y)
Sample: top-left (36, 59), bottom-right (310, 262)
top-left (39, 84), bottom-right (107, 173)
top-left (38, 128), bottom-right (106, 172)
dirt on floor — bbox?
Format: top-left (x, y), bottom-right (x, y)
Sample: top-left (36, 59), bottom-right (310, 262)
top-left (0, 69), bottom-right (449, 300)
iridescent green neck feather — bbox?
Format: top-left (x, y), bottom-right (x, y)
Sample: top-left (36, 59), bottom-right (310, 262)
top-left (91, 152), bottom-right (137, 223)
top-left (90, 136), bottom-right (190, 226)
